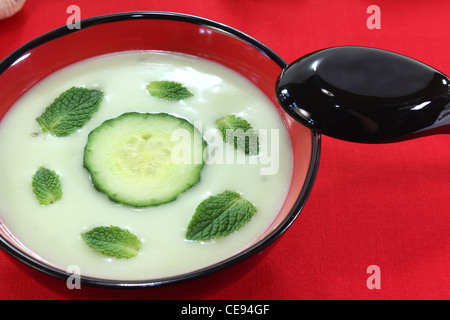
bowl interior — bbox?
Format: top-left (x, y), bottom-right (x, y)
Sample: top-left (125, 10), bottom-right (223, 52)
top-left (0, 12), bottom-right (319, 287)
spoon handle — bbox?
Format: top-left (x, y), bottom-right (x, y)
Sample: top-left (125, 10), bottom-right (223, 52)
top-left (397, 93), bottom-right (450, 142)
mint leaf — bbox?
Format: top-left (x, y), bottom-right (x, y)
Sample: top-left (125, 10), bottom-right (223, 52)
top-left (186, 190), bottom-right (257, 241)
top-left (32, 167), bottom-right (62, 205)
top-left (216, 114), bottom-right (259, 155)
top-left (146, 81), bottom-right (193, 101)
top-left (36, 86), bottom-right (104, 137)
top-left (81, 225), bottom-right (141, 259)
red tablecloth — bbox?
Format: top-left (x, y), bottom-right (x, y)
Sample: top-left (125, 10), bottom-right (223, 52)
top-left (0, 0), bottom-right (448, 300)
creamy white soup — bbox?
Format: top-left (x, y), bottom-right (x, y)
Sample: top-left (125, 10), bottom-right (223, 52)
top-left (0, 51), bottom-right (292, 280)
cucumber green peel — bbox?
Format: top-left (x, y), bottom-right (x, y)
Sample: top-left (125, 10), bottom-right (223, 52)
top-left (83, 112), bottom-right (206, 207)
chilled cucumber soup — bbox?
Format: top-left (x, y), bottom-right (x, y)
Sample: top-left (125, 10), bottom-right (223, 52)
top-left (0, 51), bottom-right (293, 280)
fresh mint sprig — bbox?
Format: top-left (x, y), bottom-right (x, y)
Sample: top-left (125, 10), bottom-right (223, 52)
top-left (216, 114), bottom-right (259, 155)
top-left (81, 225), bottom-right (141, 259)
top-left (186, 190), bottom-right (257, 241)
top-left (32, 167), bottom-right (62, 205)
top-left (36, 86), bottom-right (104, 137)
top-left (146, 80), bottom-right (193, 101)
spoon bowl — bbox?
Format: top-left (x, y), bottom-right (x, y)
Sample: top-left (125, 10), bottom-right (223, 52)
top-left (276, 46), bottom-right (450, 143)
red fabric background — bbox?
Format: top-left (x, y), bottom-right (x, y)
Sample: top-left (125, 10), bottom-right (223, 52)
top-left (0, 0), bottom-right (448, 300)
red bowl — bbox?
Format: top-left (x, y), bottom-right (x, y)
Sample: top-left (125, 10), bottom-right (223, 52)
top-left (0, 12), bottom-right (320, 287)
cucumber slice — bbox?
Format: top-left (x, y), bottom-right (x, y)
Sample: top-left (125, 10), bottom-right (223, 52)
top-left (83, 112), bottom-right (206, 207)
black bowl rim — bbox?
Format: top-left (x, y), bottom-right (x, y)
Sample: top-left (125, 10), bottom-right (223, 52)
top-left (0, 11), bottom-right (321, 288)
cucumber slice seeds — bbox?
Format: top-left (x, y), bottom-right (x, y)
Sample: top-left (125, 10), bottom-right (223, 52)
top-left (83, 112), bottom-right (206, 207)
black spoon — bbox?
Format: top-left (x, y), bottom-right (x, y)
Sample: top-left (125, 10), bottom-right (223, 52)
top-left (275, 46), bottom-right (450, 143)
